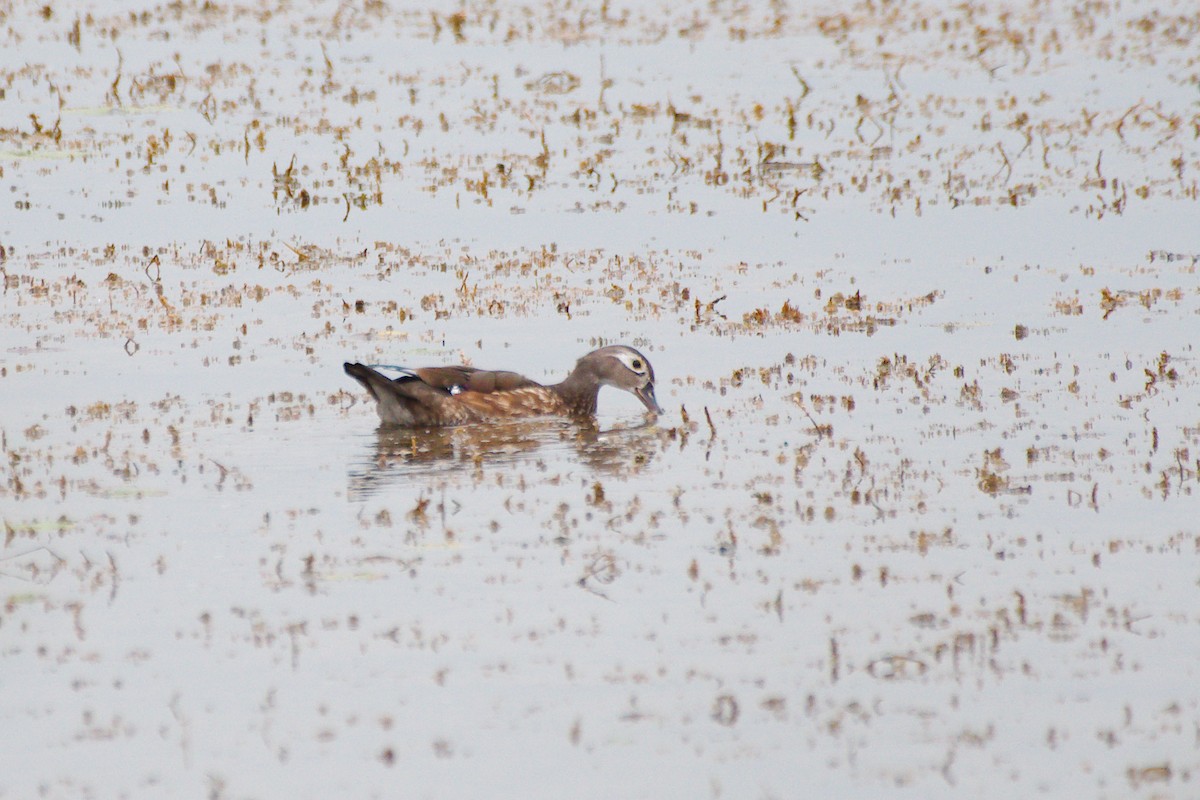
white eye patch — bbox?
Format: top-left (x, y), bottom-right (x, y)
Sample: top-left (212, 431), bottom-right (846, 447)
top-left (613, 351), bottom-right (648, 376)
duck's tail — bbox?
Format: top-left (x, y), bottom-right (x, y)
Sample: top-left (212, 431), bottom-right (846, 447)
top-left (343, 362), bottom-right (402, 402)
top-left (344, 362), bottom-right (466, 426)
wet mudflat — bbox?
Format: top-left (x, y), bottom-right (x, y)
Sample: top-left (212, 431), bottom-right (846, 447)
top-left (2, 1), bottom-right (1199, 798)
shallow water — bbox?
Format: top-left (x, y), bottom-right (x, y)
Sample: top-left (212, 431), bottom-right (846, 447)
top-left (3, 1), bottom-right (1199, 798)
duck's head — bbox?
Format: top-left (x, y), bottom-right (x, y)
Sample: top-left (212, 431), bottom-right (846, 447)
top-left (579, 345), bottom-right (663, 415)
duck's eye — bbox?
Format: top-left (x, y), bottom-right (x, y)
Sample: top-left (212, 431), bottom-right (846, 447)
top-left (631, 359), bottom-right (643, 370)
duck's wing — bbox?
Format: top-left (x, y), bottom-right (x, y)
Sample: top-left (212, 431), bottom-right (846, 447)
top-left (386, 365), bottom-right (539, 395)
top-left (444, 368), bottom-right (539, 394)
top-left (344, 363), bottom-right (477, 426)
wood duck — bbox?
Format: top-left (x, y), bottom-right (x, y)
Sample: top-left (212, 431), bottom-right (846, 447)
top-left (344, 345), bottom-right (663, 427)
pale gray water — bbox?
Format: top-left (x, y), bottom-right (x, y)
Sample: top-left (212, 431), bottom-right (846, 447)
top-left (2, 1), bottom-right (1199, 798)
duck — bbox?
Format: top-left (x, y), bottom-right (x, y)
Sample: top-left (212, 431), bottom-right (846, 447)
top-left (343, 345), bottom-right (663, 427)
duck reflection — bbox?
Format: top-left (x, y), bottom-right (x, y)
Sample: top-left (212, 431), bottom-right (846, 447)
top-left (347, 417), bottom-right (661, 499)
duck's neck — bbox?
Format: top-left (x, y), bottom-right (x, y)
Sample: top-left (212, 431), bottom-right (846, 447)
top-left (551, 366), bottom-right (601, 415)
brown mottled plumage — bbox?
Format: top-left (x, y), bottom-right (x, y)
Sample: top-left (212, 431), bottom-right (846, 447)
top-left (344, 345), bottom-right (663, 427)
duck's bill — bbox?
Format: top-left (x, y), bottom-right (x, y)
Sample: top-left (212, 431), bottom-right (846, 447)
top-left (635, 384), bottom-right (664, 415)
